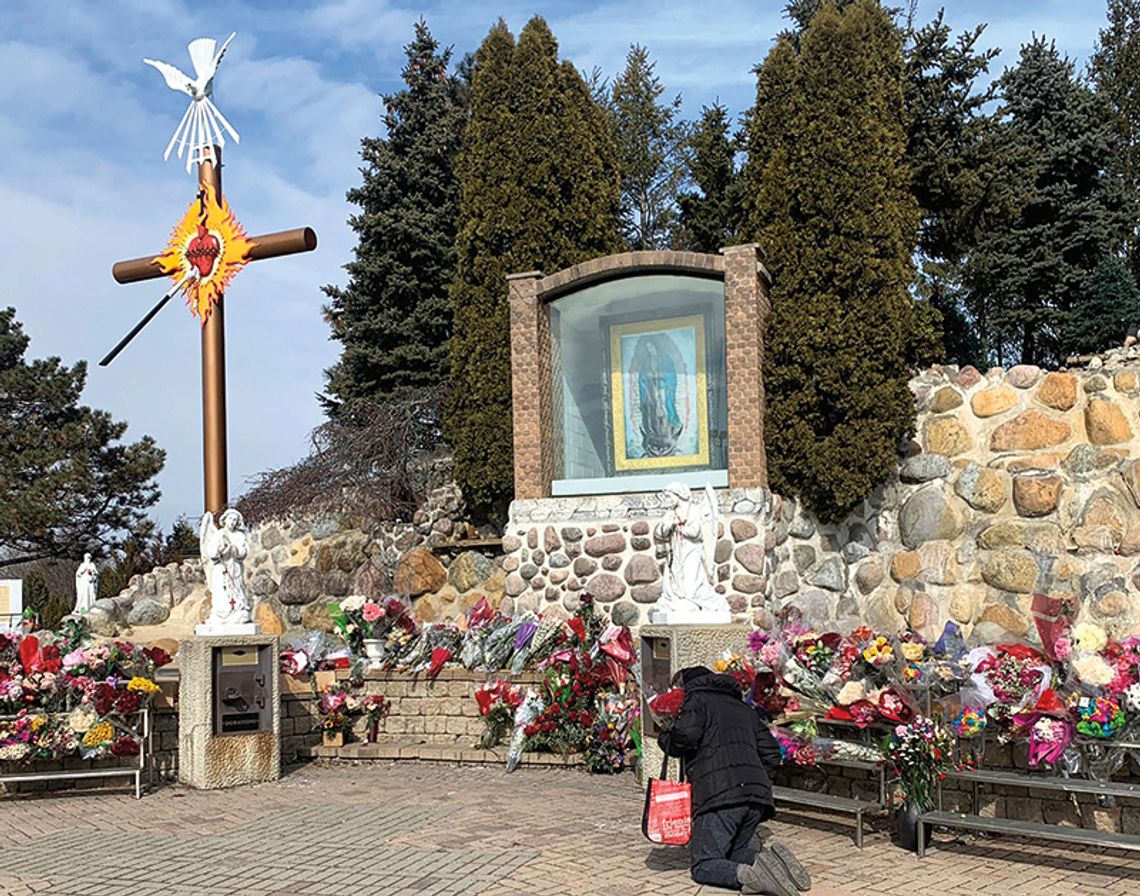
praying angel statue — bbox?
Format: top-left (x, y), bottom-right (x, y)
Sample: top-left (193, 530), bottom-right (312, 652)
top-left (648, 483), bottom-right (732, 624)
top-left (200, 508), bottom-right (250, 627)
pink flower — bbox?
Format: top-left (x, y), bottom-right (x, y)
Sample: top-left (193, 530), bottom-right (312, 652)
top-left (362, 602), bottom-right (383, 623)
top-left (62, 649), bottom-right (87, 670)
top-left (1053, 637), bottom-right (1071, 661)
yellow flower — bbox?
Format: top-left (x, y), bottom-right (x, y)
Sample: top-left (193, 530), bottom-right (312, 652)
top-left (713, 659), bottom-right (730, 673)
top-left (127, 677), bottom-right (160, 694)
top-left (82, 721), bottom-right (114, 748)
top-left (901, 643), bottom-right (925, 662)
top-left (29, 715), bottom-right (47, 733)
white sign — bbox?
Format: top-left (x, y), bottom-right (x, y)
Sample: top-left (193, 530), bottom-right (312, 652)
top-left (0, 580), bottom-right (23, 631)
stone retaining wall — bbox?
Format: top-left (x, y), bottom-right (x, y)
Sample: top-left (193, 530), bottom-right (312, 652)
top-left (503, 488), bottom-right (776, 628)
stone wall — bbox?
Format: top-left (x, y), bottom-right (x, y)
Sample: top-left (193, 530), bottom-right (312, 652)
top-left (763, 359), bottom-right (1140, 644)
top-left (503, 489), bottom-right (776, 628)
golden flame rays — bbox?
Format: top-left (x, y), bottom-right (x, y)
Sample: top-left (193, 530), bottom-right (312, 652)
top-left (152, 183), bottom-right (255, 324)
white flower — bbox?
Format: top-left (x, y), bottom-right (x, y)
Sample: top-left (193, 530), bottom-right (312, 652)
top-left (1071, 622), bottom-right (1108, 654)
top-left (836, 680), bottom-right (866, 706)
top-left (1126, 682), bottom-right (1140, 713)
top-left (1074, 654), bottom-right (1114, 687)
top-left (345, 624), bottom-right (357, 634)
top-left (341, 595), bottom-right (367, 612)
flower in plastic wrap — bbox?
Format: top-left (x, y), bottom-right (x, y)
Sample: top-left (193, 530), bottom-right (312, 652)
top-left (341, 595), bottom-right (367, 613)
top-left (836, 680), bottom-right (866, 706)
top-left (1053, 636), bottom-right (1072, 661)
top-left (69, 706), bottom-right (97, 734)
top-left (1074, 654), bottom-right (1115, 688)
top-left (81, 721), bottom-right (114, 749)
top-left (950, 706), bottom-right (986, 738)
top-left (1072, 623), bottom-right (1108, 654)
top-left (127, 677), bottom-right (160, 695)
top-left (900, 642), bottom-right (926, 663)
top-left (1074, 695), bottom-right (1126, 738)
top-left (1125, 681), bottom-right (1140, 714)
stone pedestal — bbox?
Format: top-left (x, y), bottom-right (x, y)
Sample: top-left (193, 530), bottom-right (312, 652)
top-left (178, 633), bottom-right (280, 790)
top-left (639, 623), bottom-right (751, 788)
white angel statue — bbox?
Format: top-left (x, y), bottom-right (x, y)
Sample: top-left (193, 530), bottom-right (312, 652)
top-left (649, 483), bottom-right (732, 624)
top-left (200, 508), bottom-right (251, 627)
top-left (144, 33), bottom-right (240, 172)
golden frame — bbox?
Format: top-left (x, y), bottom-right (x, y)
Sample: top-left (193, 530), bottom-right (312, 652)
top-left (609, 314), bottom-right (709, 471)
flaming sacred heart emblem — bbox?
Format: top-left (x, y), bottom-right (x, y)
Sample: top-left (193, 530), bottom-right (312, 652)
top-left (152, 182), bottom-right (255, 323)
top-left (187, 225), bottom-right (222, 278)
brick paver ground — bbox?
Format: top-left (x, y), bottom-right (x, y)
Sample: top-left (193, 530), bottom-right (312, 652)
top-left (1, 762), bottom-right (1139, 895)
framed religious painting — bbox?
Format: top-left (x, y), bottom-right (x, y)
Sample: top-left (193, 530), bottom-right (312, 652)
top-left (607, 314), bottom-right (710, 472)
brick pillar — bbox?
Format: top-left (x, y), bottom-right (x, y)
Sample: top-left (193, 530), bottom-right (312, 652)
top-left (720, 244), bottom-right (771, 488)
top-left (508, 271), bottom-right (550, 500)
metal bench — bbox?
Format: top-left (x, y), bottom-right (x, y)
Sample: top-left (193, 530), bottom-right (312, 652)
top-left (916, 765), bottom-right (1140, 857)
top-left (773, 785), bottom-right (872, 848)
top-left (916, 810), bottom-right (1140, 858)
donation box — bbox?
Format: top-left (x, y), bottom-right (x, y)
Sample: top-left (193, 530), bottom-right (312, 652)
top-left (641, 634), bottom-right (673, 738)
top-left (212, 644), bottom-right (273, 736)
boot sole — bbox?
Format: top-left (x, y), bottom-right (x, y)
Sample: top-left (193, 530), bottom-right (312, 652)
top-left (769, 841), bottom-right (812, 891)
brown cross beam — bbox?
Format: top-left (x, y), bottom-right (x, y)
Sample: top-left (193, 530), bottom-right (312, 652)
top-left (107, 146), bottom-right (317, 515)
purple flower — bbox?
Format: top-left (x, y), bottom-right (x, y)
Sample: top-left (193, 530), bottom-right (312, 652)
top-left (514, 622), bottom-right (538, 652)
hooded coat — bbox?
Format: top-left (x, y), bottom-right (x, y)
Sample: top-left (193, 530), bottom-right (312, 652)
top-left (658, 667), bottom-right (781, 817)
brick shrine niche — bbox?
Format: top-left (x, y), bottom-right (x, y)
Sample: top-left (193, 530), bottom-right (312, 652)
top-left (503, 247), bottom-right (778, 628)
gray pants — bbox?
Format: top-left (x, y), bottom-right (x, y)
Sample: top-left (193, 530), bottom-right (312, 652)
top-left (689, 805), bottom-right (765, 889)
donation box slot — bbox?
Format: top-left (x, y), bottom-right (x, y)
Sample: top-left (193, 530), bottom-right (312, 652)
top-left (213, 645), bottom-right (272, 736)
top-left (640, 635), bottom-right (672, 738)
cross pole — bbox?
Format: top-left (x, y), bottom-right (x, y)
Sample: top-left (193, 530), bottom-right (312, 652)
top-left (108, 146), bottom-right (317, 515)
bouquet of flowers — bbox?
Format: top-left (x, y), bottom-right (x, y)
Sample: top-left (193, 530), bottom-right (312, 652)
top-left (647, 688), bottom-right (685, 730)
top-left (773, 724), bottom-right (818, 767)
top-left (1074, 695), bottom-right (1126, 739)
top-left (584, 694), bottom-right (639, 775)
top-left (949, 706), bottom-right (987, 740)
top-left (713, 650), bottom-right (757, 694)
top-left (883, 715), bottom-right (954, 810)
top-left (474, 679), bottom-right (524, 748)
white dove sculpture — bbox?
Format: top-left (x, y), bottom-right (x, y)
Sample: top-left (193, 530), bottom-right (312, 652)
top-left (144, 33), bottom-right (240, 173)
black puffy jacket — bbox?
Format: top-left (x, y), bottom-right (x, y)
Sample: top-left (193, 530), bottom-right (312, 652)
top-left (658, 668), bottom-right (781, 817)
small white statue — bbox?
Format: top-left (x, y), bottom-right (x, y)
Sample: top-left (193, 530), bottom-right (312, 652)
top-left (73, 553), bottom-right (99, 614)
top-left (649, 483), bottom-right (732, 624)
top-left (200, 507), bottom-right (251, 627)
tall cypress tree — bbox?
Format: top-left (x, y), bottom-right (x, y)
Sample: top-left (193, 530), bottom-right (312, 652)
top-left (322, 22), bottom-right (465, 412)
top-left (675, 103), bottom-right (743, 253)
top-left (744, 0), bottom-right (919, 520)
top-left (1091, 0), bottom-right (1140, 280)
top-left (446, 18), bottom-right (621, 515)
top-left (608, 45), bottom-right (690, 250)
top-left (964, 38), bottom-right (1130, 366)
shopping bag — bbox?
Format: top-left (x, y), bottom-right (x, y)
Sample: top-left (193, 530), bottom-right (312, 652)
top-left (642, 755), bottom-right (692, 845)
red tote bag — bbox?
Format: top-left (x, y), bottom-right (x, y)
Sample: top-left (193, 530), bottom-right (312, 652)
top-left (642, 755), bottom-right (692, 845)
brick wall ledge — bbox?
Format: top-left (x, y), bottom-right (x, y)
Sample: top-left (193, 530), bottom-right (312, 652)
top-left (300, 741), bottom-right (584, 767)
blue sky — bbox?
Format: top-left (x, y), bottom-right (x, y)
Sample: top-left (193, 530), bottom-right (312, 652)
top-left (3, 0), bottom-right (1107, 529)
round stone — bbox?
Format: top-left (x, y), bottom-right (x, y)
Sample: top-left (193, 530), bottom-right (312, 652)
top-left (924, 416), bottom-right (972, 456)
top-left (730, 518), bottom-right (758, 542)
top-left (990, 411), bottom-right (1072, 452)
top-left (970, 385), bottom-right (1019, 417)
top-left (624, 554), bottom-right (660, 584)
top-left (610, 601), bottom-right (640, 627)
top-left (735, 543), bottom-right (766, 575)
top-left (891, 551), bottom-right (920, 582)
top-left (981, 549), bottom-right (1040, 593)
top-left (601, 555), bottom-right (623, 572)
top-left (1085, 398), bottom-right (1133, 445)
top-left (278, 567), bottom-right (323, 605)
top-left (930, 387), bottom-right (964, 413)
top-left (127, 600), bottom-right (169, 627)
top-left (631, 582), bottom-right (663, 603)
top-left (954, 463), bottom-right (1008, 513)
top-left (900, 454), bottom-right (952, 483)
top-left (1036, 372), bottom-right (1077, 410)
top-left (584, 533), bottom-right (626, 557)
top-left (732, 574), bottom-right (765, 594)
top-left (898, 488), bottom-right (965, 548)
top-left (1012, 474), bottom-right (1062, 517)
top-left (855, 558), bottom-right (884, 594)
top-left (585, 573), bottom-right (625, 603)
top-left (1007, 365), bottom-right (1042, 389)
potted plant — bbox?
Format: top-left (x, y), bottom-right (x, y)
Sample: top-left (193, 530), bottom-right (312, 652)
top-left (883, 715), bottom-right (953, 851)
top-left (318, 690), bottom-right (352, 748)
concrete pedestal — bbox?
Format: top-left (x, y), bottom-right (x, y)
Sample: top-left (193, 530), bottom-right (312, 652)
top-left (639, 623), bottom-right (751, 787)
top-left (178, 633), bottom-right (280, 789)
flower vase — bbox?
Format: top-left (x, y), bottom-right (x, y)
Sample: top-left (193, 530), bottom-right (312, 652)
top-left (896, 801), bottom-right (932, 852)
top-left (322, 730), bottom-right (345, 749)
top-left (362, 638), bottom-right (385, 670)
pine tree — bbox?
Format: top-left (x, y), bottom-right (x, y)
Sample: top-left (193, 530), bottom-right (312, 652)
top-left (608, 45), bottom-right (690, 249)
top-left (964, 38), bottom-right (1130, 366)
top-left (322, 21), bottom-right (465, 412)
top-left (0, 308), bottom-right (164, 565)
top-left (446, 18), bottom-right (621, 515)
top-left (743, 0), bottom-right (919, 521)
top-left (1065, 258), bottom-right (1140, 354)
top-left (675, 103), bottom-right (743, 253)
top-left (1091, 0), bottom-right (1140, 279)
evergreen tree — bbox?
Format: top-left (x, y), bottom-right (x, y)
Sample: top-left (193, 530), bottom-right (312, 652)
top-left (964, 38), bottom-right (1130, 366)
top-left (675, 103), bottom-right (743, 253)
top-left (322, 21), bottom-right (465, 412)
top-left (904, 12), bottom-right (999, 365)
top-left (446, 18), bottom-right (621, 515)
top-left (1065, 258), bottom-right (1140, 354)
top-left (609, 45), bottom-right (691, 249)
top-left (1091, 0), bottom-right (1140, 279)
top-left (743, 0), bottom-right (919, 521)
top-left (0, 309), bottom-right (164, 565)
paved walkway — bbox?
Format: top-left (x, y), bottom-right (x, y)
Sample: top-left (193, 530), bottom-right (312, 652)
top-left (1, 762), bottom-right (1139, 895)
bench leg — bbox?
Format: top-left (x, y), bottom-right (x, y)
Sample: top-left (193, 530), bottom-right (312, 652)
top-left (855, 809), bottom-right (863, 849)
top-left (916, 817), bottom-right (926, 858)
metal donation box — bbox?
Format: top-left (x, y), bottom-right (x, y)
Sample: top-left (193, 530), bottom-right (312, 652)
top-left (212, 644), bottom-right (273, 736)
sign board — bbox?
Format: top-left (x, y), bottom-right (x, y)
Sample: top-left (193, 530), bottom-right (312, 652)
top-left (0, 580), bottom-right (23, 631)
